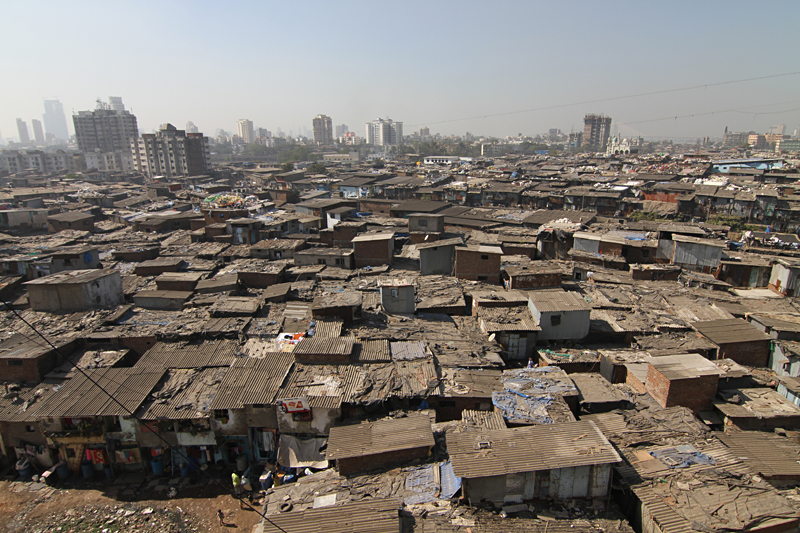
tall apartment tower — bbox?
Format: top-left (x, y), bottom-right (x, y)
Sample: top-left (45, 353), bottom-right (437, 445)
top-left (582, 114), bottom-right (612, 149)
top-left (335, 124), bottom-right (349, 138)
top-left (31, 119), bottom-right (45, 144)
top-left (73, 97), bottom-right (139, 152)
top-left (365, 118), bottom-right (403, 146)
top-left (236, 119), bottom-right (255, 144)
top-left (16, 119), bottom-right (30, 144)
top-left (42, 100), bottom-right (70, 141)
top-left (312, 114), bottom-right (334, 145)
top-left (131, 123), bottom-right (211, 177)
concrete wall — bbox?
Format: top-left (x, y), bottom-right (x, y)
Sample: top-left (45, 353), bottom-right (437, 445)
top-left (419, 245), bottom-right (455, 276)
top-left (409, 214), bottom-right (445, 233)
top-left (528, 304), bottom-right (590, 341)
top-left (380, 284), bottom-right (415, 314)
top-left (769, 263), bottom-right (800, 296)
top-left (294, 250), bottom-right (354, 269)
top-left (27, 271), bottom-right (124, 312)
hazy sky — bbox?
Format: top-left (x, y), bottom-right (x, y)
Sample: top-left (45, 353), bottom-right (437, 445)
top-left (2, 0), bottom-right (799, 142)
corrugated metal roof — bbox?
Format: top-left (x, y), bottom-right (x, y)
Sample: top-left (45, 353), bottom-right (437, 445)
top-left (461, 409), bottom-right (507, 431)
top-left (352, 340), bottom-right (391, 362)
top-left (264, 498), bottom-right (399, 533)
top-left (314, 317), bottom-right (343, 338)
top-left (134, 339), bottom-right (239, 369)
top-left (448, 420), bottom-right (620, 479)
top-left (36, 368), bottom-right (164, 418)
top-left (294, 337), bottom-right (354, 356)
top-left (692, 318), bottom-right (773, 344)
top-left (326, 416), bottom-right (434, 460)
top-left (717, 432), bottom-right (800, 479)
top-left (528, 290), bottom-right (591, 312)
top-left (210, 352), bottom-right (294, 410)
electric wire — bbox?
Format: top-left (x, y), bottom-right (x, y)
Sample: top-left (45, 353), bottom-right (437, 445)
top-left (406, 70), bottom-right (800, 128)
top-left (0, 297), bottom-right (288, 533)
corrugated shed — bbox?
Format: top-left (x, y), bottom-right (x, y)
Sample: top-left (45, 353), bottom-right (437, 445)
top-left (461, 409), bottom-right (507, 431)
top-left (448, 420), bottom-right (620, 479)
top-left (692, 318), bottom-right (772, 344)
top-left (134, 339), bottom-right (239, 369)
top-left (263, 498), bottom-right (399, 533)
top-left (36, 368), bottom-right (164, 418)
top-left (293, 337), bottom-right (354, 356)
top-left (0, 385), bottom-right (59, 422)
top-left (210, 352), bottom-right (294, 410)
top-left (326, 416), bottom-right (434, 460)
top-left (618, 438), bottom-right (747, 483)
top-left (313, 317), bottom-right (343, 338)
top-left (276, 363), bottom-right (359, 409)
top-left (351, 340), bottom-right (391, 362)
top-left (717, 432), bottom-right (800, 479)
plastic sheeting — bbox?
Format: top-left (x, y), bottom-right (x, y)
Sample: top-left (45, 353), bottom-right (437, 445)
top-left (650, 444), bottom-right (716, 469)
top-left (277, 435), bottom-right (328, 469)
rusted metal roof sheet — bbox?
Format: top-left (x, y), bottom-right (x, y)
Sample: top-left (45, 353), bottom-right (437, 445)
top-left (210, 351), bottom-right (294, 410)
top-left (314, 317), bottom-right (343, 338)
top-left (528, 290), bottom-right (591, 313)
top-left (293, 337), bottom-right (354, 356)
top-left (351, 339), bottom-right (391, 362)
top-left (134, 339), bottom-right (239, 369)
top-left (448, 420), bottom-right (620, 479)
top-left (264, 498), bottom-right (399, 533)
top-left (326, 416), bottom-right (434, 460)
top-left (692, 318), bottom-right (772, 344)
top-left (716, 432), bottom-right (800, 479)
top-left (36, 368), bottom-right (164, 418)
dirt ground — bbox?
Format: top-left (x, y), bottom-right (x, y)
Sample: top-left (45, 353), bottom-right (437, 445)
top-left (0, 479), bottom-right (263, 532)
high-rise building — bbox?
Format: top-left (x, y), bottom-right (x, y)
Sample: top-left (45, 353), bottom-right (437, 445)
top-left (313, 115), bottom-right (334, 145)
top-left (769, 124), bottom-right (786, 135)
top-left (236, 119), bottom-right (255, 144)
top-left (16, 119), bottom-right (30, 144)
top-left (73, 97), bottom-right (139, 153)
top-left (109, 97), bottom-right (126, 112)
top-left (131, 123), bottom-right (211, 177)
top-left (419, 126), bottom-right (430, 138)
top-left (582, 114), bottom-right (612, 149)
top-left (31, 119), bottom-right (45, 145)
top-left (365, 118), bottom-right (403, 146)
top-left (335, 124), bottom-right (349, 138)
top-left (185, 121), bottom-right (199, 133)
top-left (42, 100), bottom-right (70, 141)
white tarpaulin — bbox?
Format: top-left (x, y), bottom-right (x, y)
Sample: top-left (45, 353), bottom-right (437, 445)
top-left (277, 435), bottom-right (328, 469)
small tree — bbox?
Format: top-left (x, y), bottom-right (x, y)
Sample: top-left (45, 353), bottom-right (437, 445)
top-left (280, 162), bottom-right (294, 173)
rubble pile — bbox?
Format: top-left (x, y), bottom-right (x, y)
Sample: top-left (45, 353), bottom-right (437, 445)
top-left (22, 504), bottom-right (203, 533)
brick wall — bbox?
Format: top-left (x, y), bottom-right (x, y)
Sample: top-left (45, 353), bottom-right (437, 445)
top-left (718, 340), bottom-right (771, 367)
top-left (454, 250), bottom-right (500, 284)
top-left (353, 239), bottom-right (393, 268)
top-left (336, 446), bottom-right (431, 476)
top-left (645, 364), bottom-right (719, 412)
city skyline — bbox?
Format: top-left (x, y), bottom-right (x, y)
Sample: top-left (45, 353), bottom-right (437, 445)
top-left (1, 1), bottom-right (799, 142)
